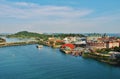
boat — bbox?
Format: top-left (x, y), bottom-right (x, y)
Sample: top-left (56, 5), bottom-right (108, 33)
top-left (36, 45), bottom-right (43, 48)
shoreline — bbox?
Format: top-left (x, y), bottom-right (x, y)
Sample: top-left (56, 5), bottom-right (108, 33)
top-left (82, 53), bottom-right (120, 65)
top-left (0, 40), bottom-right (120, 66)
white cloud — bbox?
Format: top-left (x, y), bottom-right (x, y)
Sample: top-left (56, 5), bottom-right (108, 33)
top-left (0, 1), bottom-right (93, 19)
top-left (0, 1), bottom-right (120, 33)
top-left (15, 2), bottom-right (37, 7)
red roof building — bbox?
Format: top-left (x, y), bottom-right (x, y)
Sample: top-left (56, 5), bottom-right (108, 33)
top-left (61, 44), bottom-right (75, 49)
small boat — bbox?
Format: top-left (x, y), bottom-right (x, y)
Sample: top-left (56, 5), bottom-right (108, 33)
top-left (36, 45), bottom-right (43, 48)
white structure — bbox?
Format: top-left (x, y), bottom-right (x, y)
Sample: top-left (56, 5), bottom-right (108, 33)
top-left (87, 36), bottom-right (101, 42)
top-left (74, 37), bottom-right (86, 44)
top-left (109, 51), bottom-right (120, 59)
top-left (63, 38), bottom-right (70, 44)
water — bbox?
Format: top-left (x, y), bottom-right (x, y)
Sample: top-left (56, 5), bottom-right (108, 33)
top-left (2, 37), bottom-right (35, 43)
top-left (5, 38), bottom-right (26, 42)
top-left (0, 45), bottom-right (120, 79)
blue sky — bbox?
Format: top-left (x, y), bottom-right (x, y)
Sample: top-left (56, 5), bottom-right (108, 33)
top-left (0, 0), bottom-right (120, 33)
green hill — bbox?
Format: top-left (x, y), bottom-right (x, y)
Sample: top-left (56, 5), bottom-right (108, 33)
top-left (7, 31), bottom-right (50, 40)
top-left (7, 31), bottom-right (85, 40)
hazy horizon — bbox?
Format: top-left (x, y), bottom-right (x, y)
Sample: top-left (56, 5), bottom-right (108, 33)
top-left (1, 31), bottom-right (120, 35)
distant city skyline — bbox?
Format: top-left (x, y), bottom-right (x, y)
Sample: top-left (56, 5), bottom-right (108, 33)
top-left (0, 0), bottom-right (120, 33)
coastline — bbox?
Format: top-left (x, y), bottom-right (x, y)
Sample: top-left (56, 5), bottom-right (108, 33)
top-left (1, 36), bottom-right (120, 66)
top-left (0, 41), bottom-right (120, 65)
top-left (82, 53), bottom-right (120, 65)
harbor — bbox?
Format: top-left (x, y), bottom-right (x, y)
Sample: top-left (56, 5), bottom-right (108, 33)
top-left (0, 0), bottom-right (120, 78)
top-left (1, 32), bottom-right (120, 65)
top-left (0, 45), bottom-right (120, 79)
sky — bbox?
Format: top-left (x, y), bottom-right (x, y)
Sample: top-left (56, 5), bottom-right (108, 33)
top-left (0, 0), bottom-right (120, 33)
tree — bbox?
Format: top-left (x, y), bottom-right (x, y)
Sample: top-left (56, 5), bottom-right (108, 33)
top-left (113, 47), bottom-right (120, 52)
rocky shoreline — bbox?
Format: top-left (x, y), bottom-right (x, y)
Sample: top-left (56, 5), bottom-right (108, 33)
top-left (82, 53), bottom-right (120, 65)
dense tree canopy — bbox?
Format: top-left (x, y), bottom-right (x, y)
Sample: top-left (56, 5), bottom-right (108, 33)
top-left (0, 38), bottom-right (6, 43)
top-left (7, 31), bottom-right (85, 40)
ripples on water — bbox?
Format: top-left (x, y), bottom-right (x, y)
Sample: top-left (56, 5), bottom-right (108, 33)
top-left (0, 45), bottom-right (120, 79)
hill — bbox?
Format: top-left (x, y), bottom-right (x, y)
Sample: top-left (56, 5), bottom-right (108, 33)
top-left (7, 31), bottom-right (50, 40)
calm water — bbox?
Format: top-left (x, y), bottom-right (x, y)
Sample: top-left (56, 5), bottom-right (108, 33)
top-left (5, 38), bottom-right (35, 43)
top-left (0, 45), bottom-right (120, 79)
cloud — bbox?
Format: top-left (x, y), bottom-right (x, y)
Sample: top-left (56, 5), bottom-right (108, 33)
top-left (14, 2), bottom-right (37, 7)
top-left (0, 1), bottom-right (93, 19)
top-left (0, 1), bottom-right (120, 33)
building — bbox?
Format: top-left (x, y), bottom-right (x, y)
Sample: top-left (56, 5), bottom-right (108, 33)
top-left (74, 37), bottom-right (87, 47)
top-left (63, 37), bottom-right (76, 44)
top-left (88, 41), bottom-right (120, 49)
top-left (87, 36), bottom-right (102, 42)
top-left (106, 41), bottom-right (119, 48)
top-left (97, 37), bottom-right (117, 42)
top-left (61, 44), bottom-right (75, 50)
top-left (60, 44), bottom-right (75, 54)
top-left (63, 37), bottom-right (70, 44)
top-left (87, 42), bottom-right (107, 49)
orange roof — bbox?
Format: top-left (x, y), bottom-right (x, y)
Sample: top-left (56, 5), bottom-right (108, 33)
top-left (56, 40), bottom-right (64, 43)
top-left (62, 44), bottom-right (75, 49)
